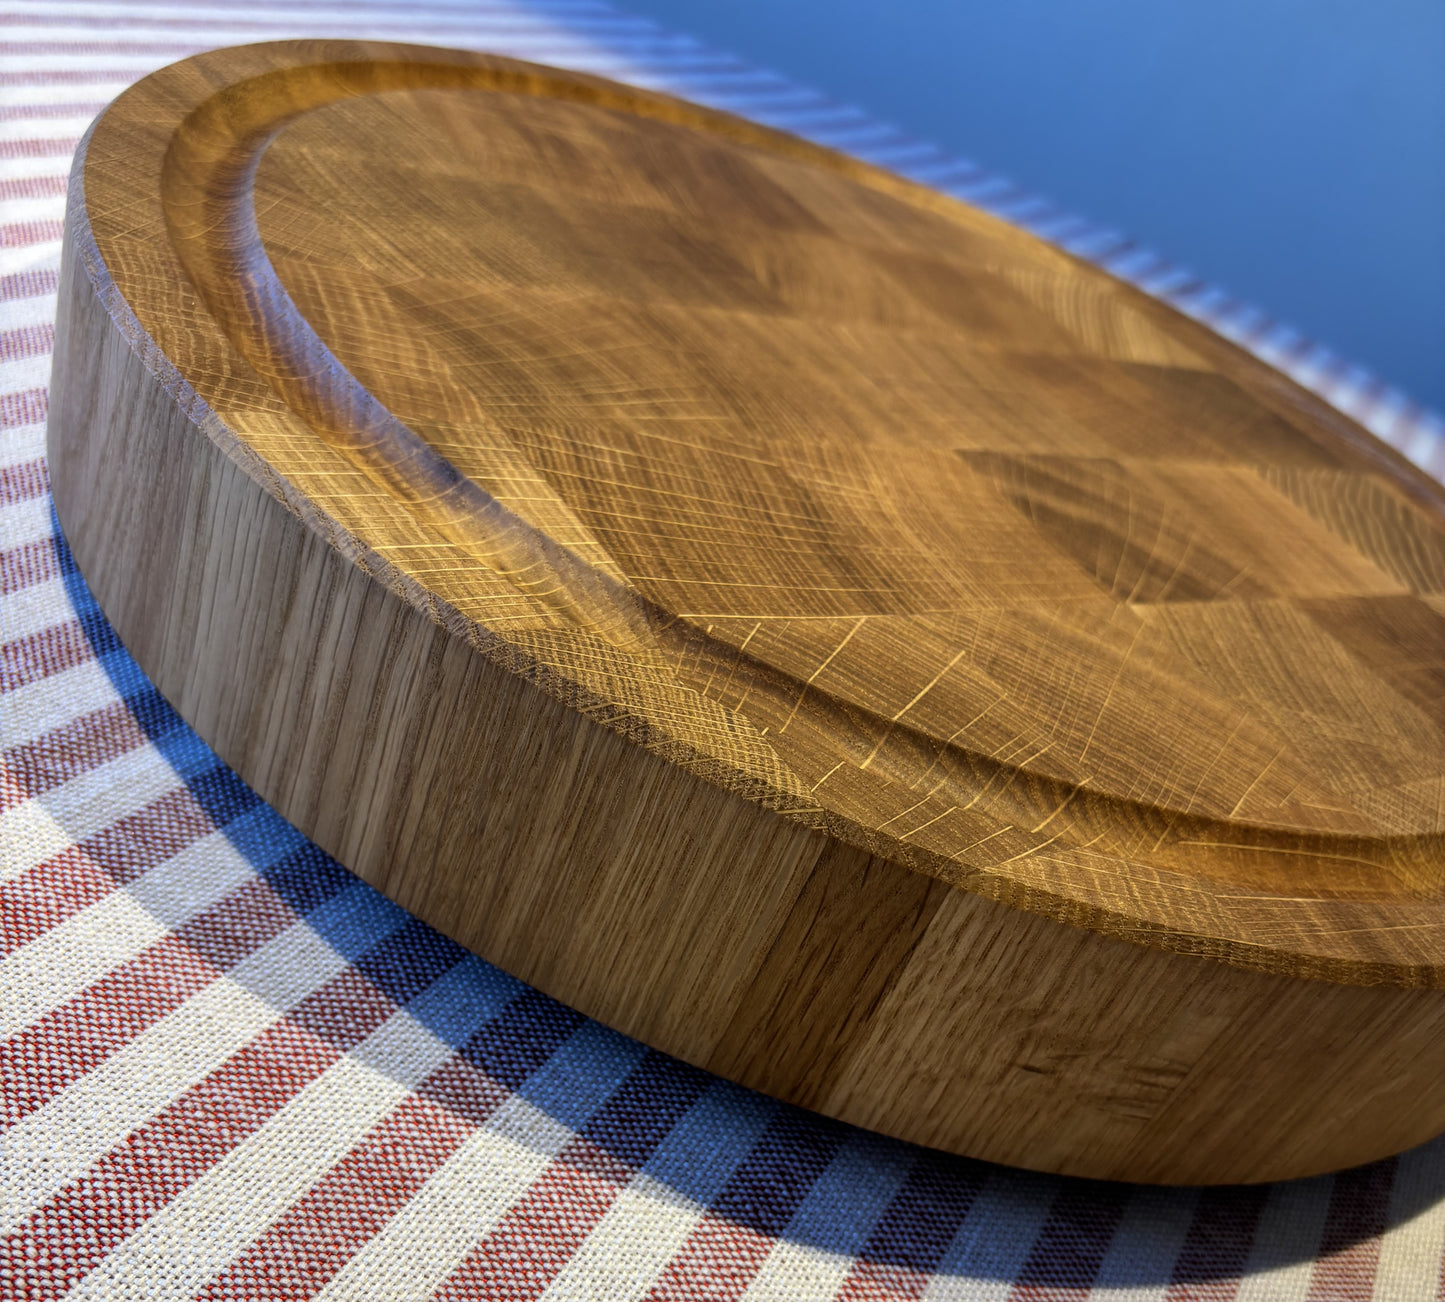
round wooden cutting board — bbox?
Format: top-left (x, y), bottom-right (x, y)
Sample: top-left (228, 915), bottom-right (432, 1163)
top-left (49, 40), bottom-right (1445, 1184)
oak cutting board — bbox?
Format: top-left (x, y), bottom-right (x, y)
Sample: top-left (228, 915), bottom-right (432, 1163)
top-left (48, 40), bottom-right (1445, 1184)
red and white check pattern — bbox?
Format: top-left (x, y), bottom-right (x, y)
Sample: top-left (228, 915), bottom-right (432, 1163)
top-left (4, 3), bottom-right (1445, 1298)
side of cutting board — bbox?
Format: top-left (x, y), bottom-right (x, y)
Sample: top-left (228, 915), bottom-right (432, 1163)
top-left (48, 40), bottom-right (1445, 1184)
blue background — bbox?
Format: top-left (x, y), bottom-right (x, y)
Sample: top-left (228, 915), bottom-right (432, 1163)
top-left (621, 0), bottom-right (1445, 411)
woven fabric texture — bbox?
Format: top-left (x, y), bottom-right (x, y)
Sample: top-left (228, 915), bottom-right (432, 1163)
top-left (4, 2), bottom-right (1445, 1299)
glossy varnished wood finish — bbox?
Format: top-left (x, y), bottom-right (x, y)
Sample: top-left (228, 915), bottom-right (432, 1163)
top-left (48, 41), bottom-right (1445, 1183)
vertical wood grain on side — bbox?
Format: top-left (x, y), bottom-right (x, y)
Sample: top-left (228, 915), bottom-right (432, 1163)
top-left (50, 235), bottom-right (1445, 1184)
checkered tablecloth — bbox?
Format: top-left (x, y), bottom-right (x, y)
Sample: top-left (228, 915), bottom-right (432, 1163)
top-left (5, 2), bottom-right (1445, 1298)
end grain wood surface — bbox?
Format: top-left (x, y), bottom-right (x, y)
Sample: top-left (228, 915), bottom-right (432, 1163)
top-left (47, 39), bottom-right (1445, 1184)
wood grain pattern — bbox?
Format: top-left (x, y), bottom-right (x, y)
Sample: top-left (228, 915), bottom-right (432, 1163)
top-left (47, 39), bottom-right (1445, 1183)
